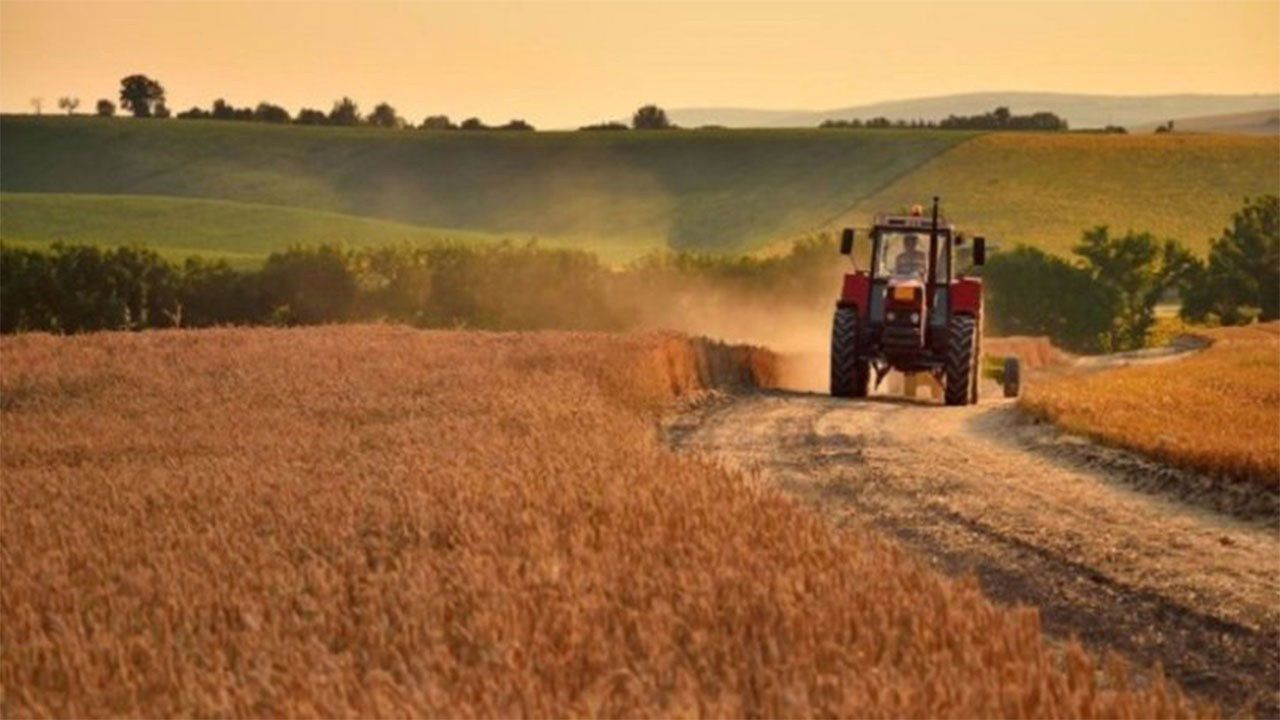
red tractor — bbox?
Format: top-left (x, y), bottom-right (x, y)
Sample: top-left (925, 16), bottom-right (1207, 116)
top-left (830, 197), bottom-right (989, 405)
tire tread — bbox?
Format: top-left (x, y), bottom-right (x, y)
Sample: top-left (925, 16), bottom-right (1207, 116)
top-left (945, 314), bottom-right (976, 406)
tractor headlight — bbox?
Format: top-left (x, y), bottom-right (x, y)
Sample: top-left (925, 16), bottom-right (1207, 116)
top-left (886, 311), bottom-right (897, 322)
top-left (910, 312), bottom-right (920, 324)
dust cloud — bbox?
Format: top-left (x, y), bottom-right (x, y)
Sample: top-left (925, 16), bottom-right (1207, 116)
top-left (625, 283), bottom-right (837, 393)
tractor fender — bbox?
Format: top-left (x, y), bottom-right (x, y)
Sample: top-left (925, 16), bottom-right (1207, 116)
top-left (951, 276), bottom-right (983, 316)
top-left (839, 272), bottom-right (871, 321)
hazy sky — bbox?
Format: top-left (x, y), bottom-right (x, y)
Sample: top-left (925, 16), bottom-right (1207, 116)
top-left (2, 0), bottom-right (1277, 128)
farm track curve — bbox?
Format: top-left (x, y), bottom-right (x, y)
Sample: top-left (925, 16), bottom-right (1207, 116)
top-left (665, 388), bottom-right (1279, 716)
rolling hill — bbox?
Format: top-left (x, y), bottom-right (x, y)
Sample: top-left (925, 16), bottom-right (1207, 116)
top-left (1129, 109), bottom-right (1280, 135)
top-left (670, 92), bottom-right (1280, 130)
top-left (1, 116), bottom-right (1276, 263)
top-left (0, 116), bottom-right (969, 258)
top-left (846, 132), bottom-right (1280, 255)
top-left (0, 194), bottom-right (514, 266)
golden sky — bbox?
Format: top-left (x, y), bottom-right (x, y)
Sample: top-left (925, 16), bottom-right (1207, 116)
top-left (2, 0), bottom-right (1277, 128)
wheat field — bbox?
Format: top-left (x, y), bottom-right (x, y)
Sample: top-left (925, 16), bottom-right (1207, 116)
top-left (0, 326), bottom-right (1203, 717)
top-left (1021, 322), bottom-right (1280, 487)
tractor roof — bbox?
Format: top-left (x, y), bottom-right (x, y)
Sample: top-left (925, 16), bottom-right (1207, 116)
top-left (872, 214), bottom-right (955, 232)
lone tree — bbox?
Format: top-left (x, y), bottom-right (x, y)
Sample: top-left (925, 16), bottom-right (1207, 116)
top-left (254, 102), bottom-right (291, 123)
top-left (29, 98), bottom-right (42, 115)
top-left (96, 99), bottom-right (116, 117)
top-left (210, 99), bottom-right (237, 120)
top-left (119, 74), bottom-right (165, 117)
top-left (295, 108), bottom-right (327, 125)
top-left (328, 97), bottom-right (361, 126)
top-left (632, 104), bottom-right (673, 130)
top-left (367, 102), bottom-right (401, 128)
top-left (420, 114), bottom-right (455, 130)
top-left (57, 96), bottom-right (80, 115)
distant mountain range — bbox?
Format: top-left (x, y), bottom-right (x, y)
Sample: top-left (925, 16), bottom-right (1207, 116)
top-left (667, 92), bottom-right (1280, 131)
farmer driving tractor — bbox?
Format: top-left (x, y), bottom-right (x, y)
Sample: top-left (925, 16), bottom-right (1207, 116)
top-left (894, 234), bottom-right (928, 276)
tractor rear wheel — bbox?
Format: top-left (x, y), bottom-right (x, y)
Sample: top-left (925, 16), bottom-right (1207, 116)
top-left (945, 314), bottom-right (977, 406)
top-left (971, 317), bottom-right (983, 403)
top-left (830, 307), bottom-right (870, 398)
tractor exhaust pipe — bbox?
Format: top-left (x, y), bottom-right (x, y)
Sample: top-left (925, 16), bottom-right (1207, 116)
top-left (930, 196), bottom-right (941, 287)
top-left (931, 196), bottom-right (951, 329)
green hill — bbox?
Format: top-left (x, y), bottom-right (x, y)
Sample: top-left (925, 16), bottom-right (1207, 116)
top-left (2, 117), bottom-right (1275, 263)
top-left (0, 194), bottom-right (520, 267)
top-left (847, 132), bottom-right (1280, 255)
top-left (0, 117), bottom-right (969, 257)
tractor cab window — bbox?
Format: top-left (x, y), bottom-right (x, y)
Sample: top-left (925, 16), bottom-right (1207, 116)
top-left (874, 230), bottom-right (950, 280)
top-left (875, 231), bottom-right (929, 279)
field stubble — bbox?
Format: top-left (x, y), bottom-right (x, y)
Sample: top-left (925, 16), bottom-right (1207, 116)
top-left (1, 327), bottom-right (1205, 717)
top-left (1021, 322), bottom-right (1280, 490)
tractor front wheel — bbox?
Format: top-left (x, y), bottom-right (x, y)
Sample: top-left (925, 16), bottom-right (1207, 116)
top-left (1002, 357), bottom-right (1021, 398)
top-left (830, 307), bottom-right (870, 398)
top-left (945, 314), bottom-right (977, 406)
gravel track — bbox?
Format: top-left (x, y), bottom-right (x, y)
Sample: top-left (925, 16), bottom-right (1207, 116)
top-left (666, 388), bottom-right (1279, 715)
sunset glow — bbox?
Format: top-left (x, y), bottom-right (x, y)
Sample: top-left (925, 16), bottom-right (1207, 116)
top-left (2, 0), bottom-right (1277, 128)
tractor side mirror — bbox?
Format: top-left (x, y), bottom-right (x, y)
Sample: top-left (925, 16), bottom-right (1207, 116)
top-left (839, 228), bottom-right (854, 255)
top-left (972, 236), bottom-right (986, 266)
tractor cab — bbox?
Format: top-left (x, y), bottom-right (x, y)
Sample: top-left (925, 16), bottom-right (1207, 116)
top-left (830, 197), bottom-right (989, 405)
top-left (874, 230), bottom-right (939, 279)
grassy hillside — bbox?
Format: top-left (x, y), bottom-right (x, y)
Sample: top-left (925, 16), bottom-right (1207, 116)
top-left (0, 116), bottom-right (969, 255)
top-left (0, 194), bottom-right (518, 266)
top-left (675, 92), bottom-right (1280, 130)
top-left (1129, 109), bottom-right (1280, 136)
top-left (4, 117), bottom-right (1274, 262)
top-left (849, 132), bottom-right (1280, 255)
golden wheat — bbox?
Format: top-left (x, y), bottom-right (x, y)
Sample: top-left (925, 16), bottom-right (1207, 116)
top-left (1022, 322), bottom-right (1280, 486)
top-left (0, 326), bottom-right (1204, 717)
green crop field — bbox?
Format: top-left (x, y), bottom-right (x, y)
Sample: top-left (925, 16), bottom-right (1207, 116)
top-left (850, 132), bottom-right (1280, 255)
top-left (0, 194), bottom-right (516, 267)
top-left (1, 116), bottom-right (1275, 264)
top-left (0, 116), bottom-right (968, 260)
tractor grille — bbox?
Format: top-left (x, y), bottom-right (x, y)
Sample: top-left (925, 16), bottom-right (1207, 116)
top-left (881, 325), bottom-right (922, 352)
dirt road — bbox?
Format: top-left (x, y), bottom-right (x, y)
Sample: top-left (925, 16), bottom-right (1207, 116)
top-left (666, 387), bottom-right (1279, 715)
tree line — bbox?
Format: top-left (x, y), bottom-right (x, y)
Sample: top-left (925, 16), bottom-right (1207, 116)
top-left (172, 97), bottom-right (537, 131)
top-left (62, 73), bottom-right (684, 132)
top-left (0, 239), bottom-right (834, 335)
top-left (821, 106), bottom-right (1072, 131)
top-left (984, 195), bottom-right (1278, 351)
top-left (3, 197), bottom-right (1273, 349)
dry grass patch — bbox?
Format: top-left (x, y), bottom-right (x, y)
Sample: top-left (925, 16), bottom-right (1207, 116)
top-left (1022, 322), bottom-right (1280, 487)
top-left (2, 326), bottom-right (1202, 717)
